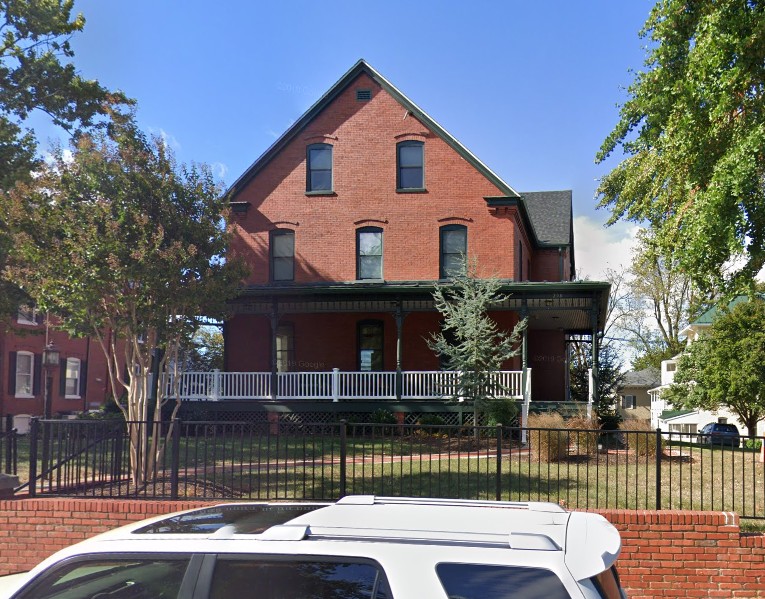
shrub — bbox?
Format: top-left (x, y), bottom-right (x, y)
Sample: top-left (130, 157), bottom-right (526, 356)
top-left (566, 415), bottom-right (599, 456)
top-left (416, 414), bottom-right (446, 435)
top-left (528, 413), bottom-right (567, 461)
top-left (744, 438), bottom-right (763, 451)
top-left (620, 419), bottom-right (661, 457)
top-left (369, 408), bottom-right (397, 425)
top-left (484, 397), bottom-right (519, 427)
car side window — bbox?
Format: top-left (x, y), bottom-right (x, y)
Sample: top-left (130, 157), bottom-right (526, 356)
top-left (436, 563), bottom-right (571, 599)
top-left (209, 557), bottom-right (392, 599)
top-left (15, 556), bottom-right (190, 599)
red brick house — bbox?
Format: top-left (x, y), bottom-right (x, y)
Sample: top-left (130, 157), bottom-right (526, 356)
top-left (215, 60), bottom-right (608, 417)
top-left (1, 308), bottom-right (114, 428)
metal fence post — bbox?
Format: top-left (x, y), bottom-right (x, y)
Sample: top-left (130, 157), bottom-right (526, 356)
top-left (28, 418), bottom-right (39, 498)
top-left (496, 423), bottom-right (503, 501)
top-left (339, 420), bottom-right (347, 498)
top-left (170, 419), bottom-right (181, 500)
top-left (655, 428), bottom-right (662, 510)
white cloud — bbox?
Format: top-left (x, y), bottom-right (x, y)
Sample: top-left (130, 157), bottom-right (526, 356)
top-left (211, 162), bottom-right (228, 179)
top-left (574, 216), bottom-right (641, 281)
top-left (149, 127), bottom-right (182, 151)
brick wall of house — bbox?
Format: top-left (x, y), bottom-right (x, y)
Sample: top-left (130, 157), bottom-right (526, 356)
top-left (225, 311), bottom-right (526, 373)
top-left (1, 499), bottom-right (763, 597)
top-left (1, 324), bottom-right (115, 421)
top-left (230, 71), bottom-right (563, 285)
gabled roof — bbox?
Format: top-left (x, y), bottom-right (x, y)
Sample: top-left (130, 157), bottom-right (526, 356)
top-left (228, 59), bottom-right (520, 199)
top-left (521, 191), bottom-right (573, 247)
top-left (691, 294), bottom-right (763, 325)
top-left (621, 367), bottom-right (661, 389)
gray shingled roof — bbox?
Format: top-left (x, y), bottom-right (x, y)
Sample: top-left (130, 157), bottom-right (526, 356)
top-left (520, 191), bottom-right (573, 246)
top-left (621, 367), bottom-right (661, 388)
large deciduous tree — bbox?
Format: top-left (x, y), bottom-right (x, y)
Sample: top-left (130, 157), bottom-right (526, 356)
top-left (427, 258), bottom-right (526, 426)
top-left (0, 0), bottom-right (129, 315)
top-left (663, 298), bottom-right (765, 438)
top-left (611, 230), bottom-right (693, 370)
top-left (596, 0), bottom-right (765, 295)
top-left (1, 120), bottom-right (245, 485)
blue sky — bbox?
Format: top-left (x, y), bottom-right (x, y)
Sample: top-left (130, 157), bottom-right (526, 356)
top-left (49, 1), bottom-right (655, 278)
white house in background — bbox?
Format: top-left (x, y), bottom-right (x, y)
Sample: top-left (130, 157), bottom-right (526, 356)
top-left (649, 297), bottom-right (765, 437)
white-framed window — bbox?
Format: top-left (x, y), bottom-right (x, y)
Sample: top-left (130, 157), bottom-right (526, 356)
top-left (15, 351), bottom-right (34, 398)
top-left (64, 358), bottom-right (81, 398)
top-left (17, 306), bottom-right (38, 326)
top-left (621, 395), bottom-right (636, 409)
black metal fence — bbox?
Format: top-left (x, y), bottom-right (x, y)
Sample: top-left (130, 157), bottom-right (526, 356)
top-left (21, 418), bottom-right (765, 519)
top-left (1, 428), bottom-right (17, 476)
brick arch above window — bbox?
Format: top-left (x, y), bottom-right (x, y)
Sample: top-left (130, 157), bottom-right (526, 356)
top-left (393, 131), bottom-right (429, 141)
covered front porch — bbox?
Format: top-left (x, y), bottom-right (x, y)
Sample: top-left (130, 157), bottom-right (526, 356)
top-left (220, 280), bottom-right (610, 404)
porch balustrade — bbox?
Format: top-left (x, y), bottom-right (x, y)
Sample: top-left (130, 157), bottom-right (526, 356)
top-left (162, 369), bottom-right (526, 402)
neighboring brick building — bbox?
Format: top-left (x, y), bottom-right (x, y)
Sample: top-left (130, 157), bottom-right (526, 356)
top-left (1, 308), bottom-right (114, 428)
top-left (224, 60), bottom-right (609, 406)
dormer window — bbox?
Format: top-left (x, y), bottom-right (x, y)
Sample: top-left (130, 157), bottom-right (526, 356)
top-left (397, 141), bottom-right (424, 191)
top-left (306, 143), bottom-right (333, 192)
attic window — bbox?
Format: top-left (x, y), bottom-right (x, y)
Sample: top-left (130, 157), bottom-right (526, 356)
top-left (356, 89), bottom-right (372, 101)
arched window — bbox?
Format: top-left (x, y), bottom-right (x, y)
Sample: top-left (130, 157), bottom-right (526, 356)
top-left (306, 143), bottom-right (333, 192)
top-left (356, 227), bottom-right (383, 280)
top-left (396, 140), bottom-right (424, 190)
top-left (270, 229), bottom-right (295, 282)
top-left (440, 224), bottom-right (467, 279)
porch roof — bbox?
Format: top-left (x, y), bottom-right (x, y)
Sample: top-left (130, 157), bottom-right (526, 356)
top-left (229, 280), bottom-right (610, 334)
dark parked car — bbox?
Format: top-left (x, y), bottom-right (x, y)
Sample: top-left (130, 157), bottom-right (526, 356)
top-left (696, 422), bottom-right (740, 447)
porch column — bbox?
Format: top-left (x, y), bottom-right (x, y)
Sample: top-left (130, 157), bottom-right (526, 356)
top-left (395, 302), bottom-right (405, 400)
top-left (270, 303), bottom-right (279, 400)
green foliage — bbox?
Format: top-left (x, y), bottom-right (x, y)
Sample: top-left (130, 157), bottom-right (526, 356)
top-left (484, 397), bottom-right (519, 427)
top-left (0, 0), bottom-right (130, 317)
top-left (369, 409), bottom-right (397, 426)
top-left (744, 439), bottom-right (762, 451)
top-left (183, 326), bottom-right (224, 371)
top-left (569, 341), bottom-right (624, 429)
top-left (427, 257), bottom-right (526, 422)
top-left (416, 414), bottom-right (446, 435)
top-left (664, 298), bottom-right (765, 437)
top-left (597, 0), bottom-right (765, 295)
top-left (631, 345), bottom-right (679, 372)
top-left (0, 119), bottom-right (247, 485)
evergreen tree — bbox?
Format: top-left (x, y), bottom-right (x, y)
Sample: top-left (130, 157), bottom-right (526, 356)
top-left (569, 339), bottom-right (624, 429)
top-left (427, 258), bottom-right (526, 426)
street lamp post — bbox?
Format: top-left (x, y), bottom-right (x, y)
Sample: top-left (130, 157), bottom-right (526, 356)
top-left (41, 343), bottom-right (60, 480)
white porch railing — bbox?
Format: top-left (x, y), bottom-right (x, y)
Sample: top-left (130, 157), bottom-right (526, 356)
top-left (162, 369), bottom-right (526, 402)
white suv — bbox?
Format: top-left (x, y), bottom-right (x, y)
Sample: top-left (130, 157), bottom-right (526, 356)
top-left (7, 496), bottom-right (626, 599)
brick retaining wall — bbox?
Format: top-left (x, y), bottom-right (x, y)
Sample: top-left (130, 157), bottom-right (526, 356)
top-left (0, 499), bottom-right (763, 597)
